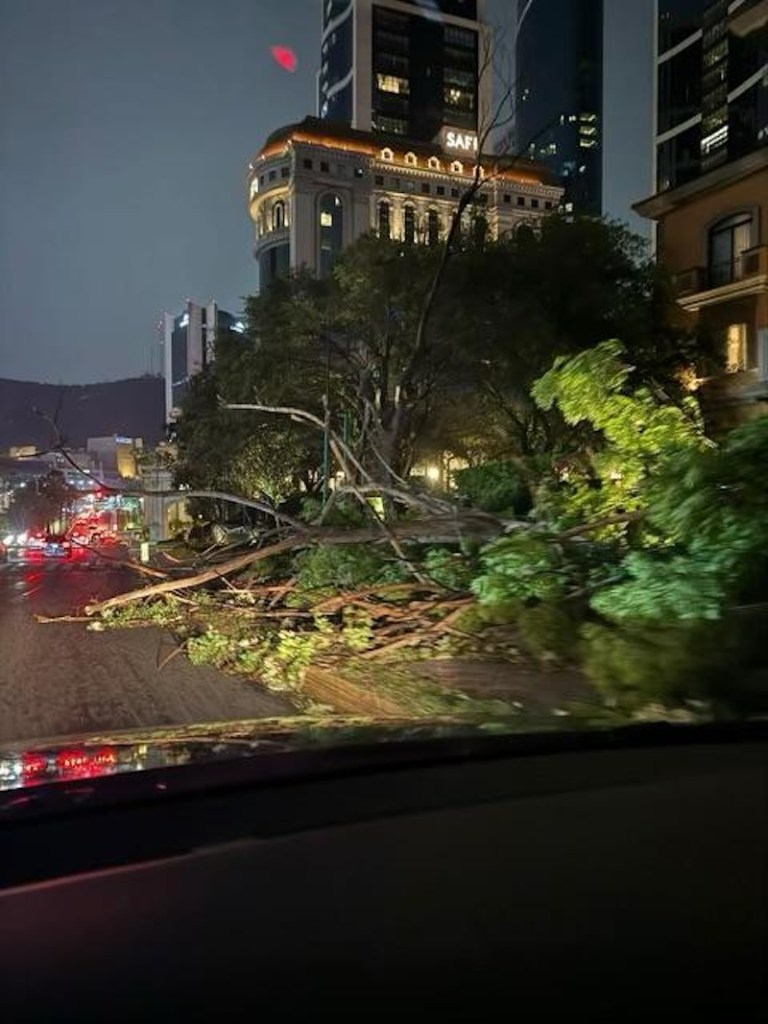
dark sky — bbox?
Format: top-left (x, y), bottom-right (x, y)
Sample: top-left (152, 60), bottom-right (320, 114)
top-left (0, 0), bottom-right (320, 384)
top-left (1, 0), bottom-right (652, 386)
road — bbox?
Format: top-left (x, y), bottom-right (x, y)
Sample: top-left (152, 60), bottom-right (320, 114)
top-left (0, 553), bottom-right (296, 746)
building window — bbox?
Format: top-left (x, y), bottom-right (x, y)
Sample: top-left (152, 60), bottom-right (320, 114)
top-left (444, 86), bottom-right (475, 111)
top-left (450, 160), bottom-right (463, 174)
top-left (303, 158), bottom-right (313, 170)
top-left (376, 73), bottom-right (409, 95)
top-left (444, 25), bottom-right (476, 49)
top-left (473, 214), bottom-right (488, 248)
top-left (272, 200), bottom-right (286, 231)
top-left (372, 115), bottom-right (407, 134)
top-left (545, 200), bottom-right (553, 210)
top-left (380, 147), bottom-right (394, 161)
top-left (428, 156), bottom-right (441, 170)
top-left (374, 174), bottom-right (384, 186)
top-left (319, 193), bottom-right (343, 277)
top-left (378, 200), bottom-right (391, 240)
top-left (503, 194), bottom-right (510, 204)
top-left (403, 204), bottom-right (416, 244)
top-left (421, 183), bottom-right (430, 194)
top-left (427, 209), bottom-right (440, 246)
top-left (725, 323), bottom-right (748, 373)
top-left (451, 188), bottom-right (459, 198)
top-left (709, 212), bottom-right (753, 286)
top-left (405, 151), bottom-right (417, 166)
top-left (436, 185), bottom-right (445, 196)
top-left (320, 161), bottom-right (330, 173)
top-left (531, 198), bottom-right (540, 209)
top-left (517, 196), bottom-right (526, 207)
top-left (281, 166), bottom-right (289, 178)
top-left (268, 170), bottom-right (277, 181)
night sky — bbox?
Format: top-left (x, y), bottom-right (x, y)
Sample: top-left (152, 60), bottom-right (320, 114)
top-left (0, 0), bottom-right (652, 386)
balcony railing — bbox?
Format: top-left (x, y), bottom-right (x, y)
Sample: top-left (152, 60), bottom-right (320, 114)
top-left (674, 245), bottom-right (768, 297)
top-left (729, 0), bottom-right (768, 38)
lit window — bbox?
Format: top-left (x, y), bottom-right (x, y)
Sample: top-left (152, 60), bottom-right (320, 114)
top-left (376, 73), bottom-right (409, 95)
top-left (428, 156), bottom-right (440, 170)
top-left (404, 151), bottom-right (417, 166)
top-left (450, 160), bottom-right (463, 174)
top-left (444, 86), bottom-right (475, 111)
top-left (249, 178), bottom-right (259, 199)
top-left (725, 324), bottom-right (747, 373)
top-left (319, 193), bottom-right (343, 277)
top-left (272, 200), bottom-right (286, 230)
top-left (380, 147), bottom-right (394, 161)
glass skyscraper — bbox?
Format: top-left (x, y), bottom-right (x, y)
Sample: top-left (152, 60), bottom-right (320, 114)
top-left (514, 0), bottom-right (604, 215)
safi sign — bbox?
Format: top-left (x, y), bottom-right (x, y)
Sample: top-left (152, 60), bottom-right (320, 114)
top-left (441, 128), bottom-right (479, 154)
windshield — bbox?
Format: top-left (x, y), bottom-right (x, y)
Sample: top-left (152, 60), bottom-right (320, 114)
top-left (2, 0), bottom-right (767, 794)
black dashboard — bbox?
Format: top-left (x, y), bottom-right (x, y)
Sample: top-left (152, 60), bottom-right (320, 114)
top-left (1, 723), bottom-right (766, 1020)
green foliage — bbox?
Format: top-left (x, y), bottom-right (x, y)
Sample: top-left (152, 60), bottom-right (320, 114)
top-left (102, 597), bottom-right (184, 628)
top-left (531, 339), bottom-right (707, 529)
top-left (581, 614), bottom-right (768, 712)
top-left (187, 628), bottom-right (234, 668)
top-left (453, 461), bottom-right (531, 515)
top-left (293, 543), bottom-right (407, 596)
top-left (472, 533), bottom-right (567, 604)
top-left (516, 603), bottom-right (580, 665)
top-left (593, 416), bottom-right (768, 621)
top-left (422, 546), bottom-right (475, 591)
top-left (341, 609), bottom-right (375, 652)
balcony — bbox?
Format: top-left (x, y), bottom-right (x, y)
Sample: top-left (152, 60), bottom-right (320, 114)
top-left (729, 0), bottom-right (768, 37)
top-left (674, 245), bottom-right (768, 311)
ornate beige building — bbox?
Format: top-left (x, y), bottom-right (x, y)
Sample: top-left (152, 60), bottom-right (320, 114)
top-left (247, 117), bottom-right (563, 288)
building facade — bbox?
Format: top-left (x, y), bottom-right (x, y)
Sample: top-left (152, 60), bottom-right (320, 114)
top-left (248, 116), bottom-right (562, 287)
top-left (162, 300), bottom-right (244, 424)
top-left (655, 0), bottom-right (768, 192)
top-left (636, 0), bottom-right (768, 427)
top-left (318, 0), bottom-right (490, 143)
top-left (515, 0), bottom-right (604, 214)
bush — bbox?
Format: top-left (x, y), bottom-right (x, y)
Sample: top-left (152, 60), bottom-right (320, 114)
top-left (472, 533), bottom-right (567, 605)
top-left (293, 542), bottom-right (407, 595)
top-left (422, 546), bottom-right (476, 591)
top-left (581, 612), bottom-right (768, 712)
top-left (516, 603), bottom-right (580, 665)
top-left (453, 461), bottom-right (531, 515)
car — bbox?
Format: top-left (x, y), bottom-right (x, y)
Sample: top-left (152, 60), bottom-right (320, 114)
top-left (43, 534), bottom-right (72, 558)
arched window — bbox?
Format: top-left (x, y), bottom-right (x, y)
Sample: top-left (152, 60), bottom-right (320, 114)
top-left (378, 200), bottom-right (391, 240)
top-left (427, 156), bottom-right (441, 170)
top-left (403, 203), bottom-right (416, 245)
top-left (404, 151), bottom-right (417, 166)
top-left (380, 147), bottom-right (394, 162)
top-left (272, 199), bottom-right (285, 230)
top-left (708, 212), bottom-right (754, 286)
top-left (427, 209), bottom-right (440, 246)
top-left (473, 214), bottom-right (488, 248)
top-left (450, 160), bottom-right (464, 174)
top-left (319, 192), bottom-right (344, 277)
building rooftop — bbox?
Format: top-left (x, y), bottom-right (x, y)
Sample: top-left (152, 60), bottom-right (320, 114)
top-left (252, 116), bottom-right (559, 188)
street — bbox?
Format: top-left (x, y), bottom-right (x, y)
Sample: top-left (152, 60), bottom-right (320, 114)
top-left (0, 555), bottom-right (295, 746)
